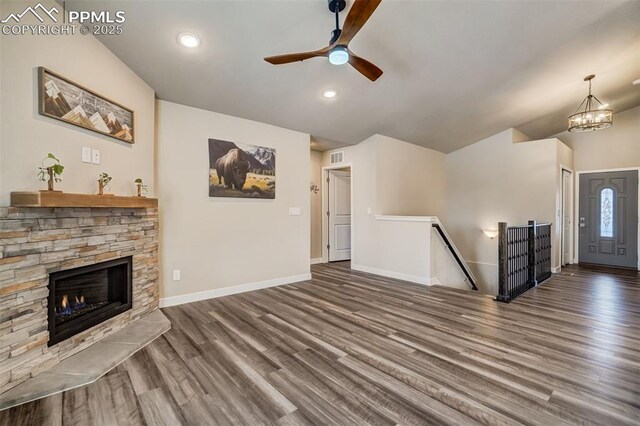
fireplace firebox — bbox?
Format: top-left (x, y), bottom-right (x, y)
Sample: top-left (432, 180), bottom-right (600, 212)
top-left (47, 256), bottom-right (132, 346)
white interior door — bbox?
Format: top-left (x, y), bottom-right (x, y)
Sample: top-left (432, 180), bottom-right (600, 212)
top-left (328, 170), bottom-right (351, 262)
top-left (562, 169), bottom-right (572, 265)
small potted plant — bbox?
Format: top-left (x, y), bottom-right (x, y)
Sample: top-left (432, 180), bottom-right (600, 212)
top-left (97, 172), bottom-right (112, 195)
top-left (134, 178), bottom-right (148, 197)
top-left (37, 153), bottom-right (64, 192)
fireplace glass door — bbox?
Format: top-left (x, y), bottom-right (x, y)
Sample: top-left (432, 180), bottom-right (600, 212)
top-left (48, 256), bottom-right (132, 346)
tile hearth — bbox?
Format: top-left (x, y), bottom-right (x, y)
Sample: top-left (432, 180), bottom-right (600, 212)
top-left (0, 309), bottom-right (170, 410)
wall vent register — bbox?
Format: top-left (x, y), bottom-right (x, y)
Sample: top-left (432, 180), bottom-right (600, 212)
top-left (330, 151), bottom-right (344, 164)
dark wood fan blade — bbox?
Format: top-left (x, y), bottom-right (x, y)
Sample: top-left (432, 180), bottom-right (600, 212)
top-left (337, 0), bottom-right (382, 45)
top-left (348, 50), bottom-right (383, 81)
top-left (264, 47), bottom-right (330, 65)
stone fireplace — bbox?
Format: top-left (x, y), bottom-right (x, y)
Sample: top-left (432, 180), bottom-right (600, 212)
top-left (0, 206), bottom-right (159, 395)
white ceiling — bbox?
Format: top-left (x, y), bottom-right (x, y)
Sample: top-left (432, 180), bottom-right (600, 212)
top-left (86, 0), bottom-right (640, 153)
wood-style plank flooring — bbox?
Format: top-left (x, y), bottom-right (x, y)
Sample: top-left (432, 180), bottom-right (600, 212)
top-left (1, 262), bottom-right (639, 425)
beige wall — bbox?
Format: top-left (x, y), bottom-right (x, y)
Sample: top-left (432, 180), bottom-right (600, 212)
top-left (445, 129), bottom-right (572, 293)
top-left (376, 135), bottom-right (447, 217)
top-left (0, 0), bottom-right (155, 205)
top-left (156, 100), bottom-right (310, 302)
top-left (310, 150), bottom-right (323, 260)
top-left (321, 138), bottom-right (377, 266)
top-left (321, 135), bottom-right (451, 283)
top-left (554, 106), bottom-right (640, 171)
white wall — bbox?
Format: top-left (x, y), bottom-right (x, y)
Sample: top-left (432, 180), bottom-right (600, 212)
top-left (554, 106), bottom-right (640, 171)
top-left (445, 130), bottom-right (571, 294)
top-left (310, 150), bottom-right (323, 261)
top-left (156, 100), bottom-right (310, 303)
top-left (321, 138), bottom-right (377, 268)
top-left (358, 217), bottom-right (432, 284)
top-left (555, 141), bottom-right (575, 266)
top-left (0, 0), bottom-right (155, 205)
top-left (321, 135), bottom-right (457, 285)
top-left (376, 136), bottom-right (447, 217)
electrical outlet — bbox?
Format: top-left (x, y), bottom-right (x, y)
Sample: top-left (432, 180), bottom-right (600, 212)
top-left (82, 147), bottom-right (92, 163)
top-left (92, 149), bottom-right (101, 164)
top-left (367, 207), bottom-right (372, 215)
top-left (172, 270), bottom-right (181, 281)
top-left (288, 207), bottom-right (301, 216)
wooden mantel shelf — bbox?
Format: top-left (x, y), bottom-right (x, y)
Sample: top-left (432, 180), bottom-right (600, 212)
top-left (10, 191), bottom-right (158, 209)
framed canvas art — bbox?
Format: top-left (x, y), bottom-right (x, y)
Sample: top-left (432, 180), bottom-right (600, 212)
top-left (38, 67), bottom-right (134, 143)
top-left (209, 138), bottom-right (275, 199)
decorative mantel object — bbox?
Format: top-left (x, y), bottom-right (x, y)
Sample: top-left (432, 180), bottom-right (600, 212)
top-left (37, 152), bottom-right (64, 191)
top-left (97, 172), bottom-right (112, 195)
top-left (568, 74), bottom-right (613, 132)
top-left (135, 178), bottom-right (148, 197)
top-left (38, 67), bottom-right (135, 143)
top-left (310, 182), bottom-right (319, 194)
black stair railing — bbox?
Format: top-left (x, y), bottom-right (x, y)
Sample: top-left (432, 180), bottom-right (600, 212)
top-left (497, 220), bottom-right (552, 303)
top-left (431, 223), bottom-right (478, 291)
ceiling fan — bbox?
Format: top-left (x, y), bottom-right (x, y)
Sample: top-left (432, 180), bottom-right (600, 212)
top-left (264, 0), bottom-right (383, 82)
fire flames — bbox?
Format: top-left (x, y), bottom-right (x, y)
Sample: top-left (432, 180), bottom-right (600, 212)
top-left (57, 294), bottom-right (87, 316)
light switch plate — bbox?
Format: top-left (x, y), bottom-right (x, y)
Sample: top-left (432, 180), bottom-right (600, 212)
top-left (172, 270), bottom-right (181, 281)
top-left (288, 207), bottom-right (301, 216)
top-left (81, 147), bottom-right (92, 163)
top-left (91, 149), bottom-right (100, 164)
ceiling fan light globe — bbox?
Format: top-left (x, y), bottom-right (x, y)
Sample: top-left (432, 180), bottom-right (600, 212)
top-left (329, 46), bottom-right (349, 65)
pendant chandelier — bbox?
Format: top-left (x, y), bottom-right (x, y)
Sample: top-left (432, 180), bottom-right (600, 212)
top-left (568, 74), bottom-right (613, 132)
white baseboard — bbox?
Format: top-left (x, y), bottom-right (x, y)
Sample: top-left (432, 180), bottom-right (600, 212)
top-left (551, 266), bottom-right (561, 273)
top-left (351, 264), bottom-right (429, 285)
top-left (310, 258), bottom-right (323, 265)
top-left (159, 273), bottom-right (312, 308)
top-left (465, 260), bottom-right (498, 267)
top-left (429, 277), bottom-right (442, 286)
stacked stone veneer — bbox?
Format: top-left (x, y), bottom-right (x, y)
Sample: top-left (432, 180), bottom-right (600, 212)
top-left (0, 207), bottom-right (159, 394)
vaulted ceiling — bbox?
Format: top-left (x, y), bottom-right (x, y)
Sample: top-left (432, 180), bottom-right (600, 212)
top-left (87, 0), bottom-right (640, 153)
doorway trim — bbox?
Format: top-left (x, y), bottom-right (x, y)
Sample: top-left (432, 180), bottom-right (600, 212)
top-left (560, 166), bottom-right (574, 267)
top-left (574, 167), bottom-right (640, 270)
top-left (321, 163), bottom-right (354, 264)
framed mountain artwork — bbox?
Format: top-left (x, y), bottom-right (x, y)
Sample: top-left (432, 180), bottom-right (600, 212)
top-left (38, 67), bottom-right (134, 143)
top-left (208, 138), bottom-right (276, 199)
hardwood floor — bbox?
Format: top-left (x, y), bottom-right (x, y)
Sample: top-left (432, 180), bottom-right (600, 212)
top-left (1, 262), bottom-right (639, 425)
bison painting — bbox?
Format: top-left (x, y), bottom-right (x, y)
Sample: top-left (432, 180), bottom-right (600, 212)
top-left (215, 148), bottom-right (251, 190)
top-left (209, 139), bottom-right (276, 199)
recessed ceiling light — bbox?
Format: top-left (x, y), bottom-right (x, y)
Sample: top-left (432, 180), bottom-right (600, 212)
top-left (178, 32), bottom-right (200, 48)
top-left (322, 89), bottom-right (337, 99)
top-left (633, 78), bottom-right (640, 86)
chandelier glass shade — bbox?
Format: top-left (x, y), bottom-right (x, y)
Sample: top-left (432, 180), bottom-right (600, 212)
top-left (568, 74), bottom-right (613, 132)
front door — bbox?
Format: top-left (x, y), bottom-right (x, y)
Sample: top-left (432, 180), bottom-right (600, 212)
top-left (328, 170), bottom-right (351, 262)
top-left (579, 170), bottom-right (638, 268)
